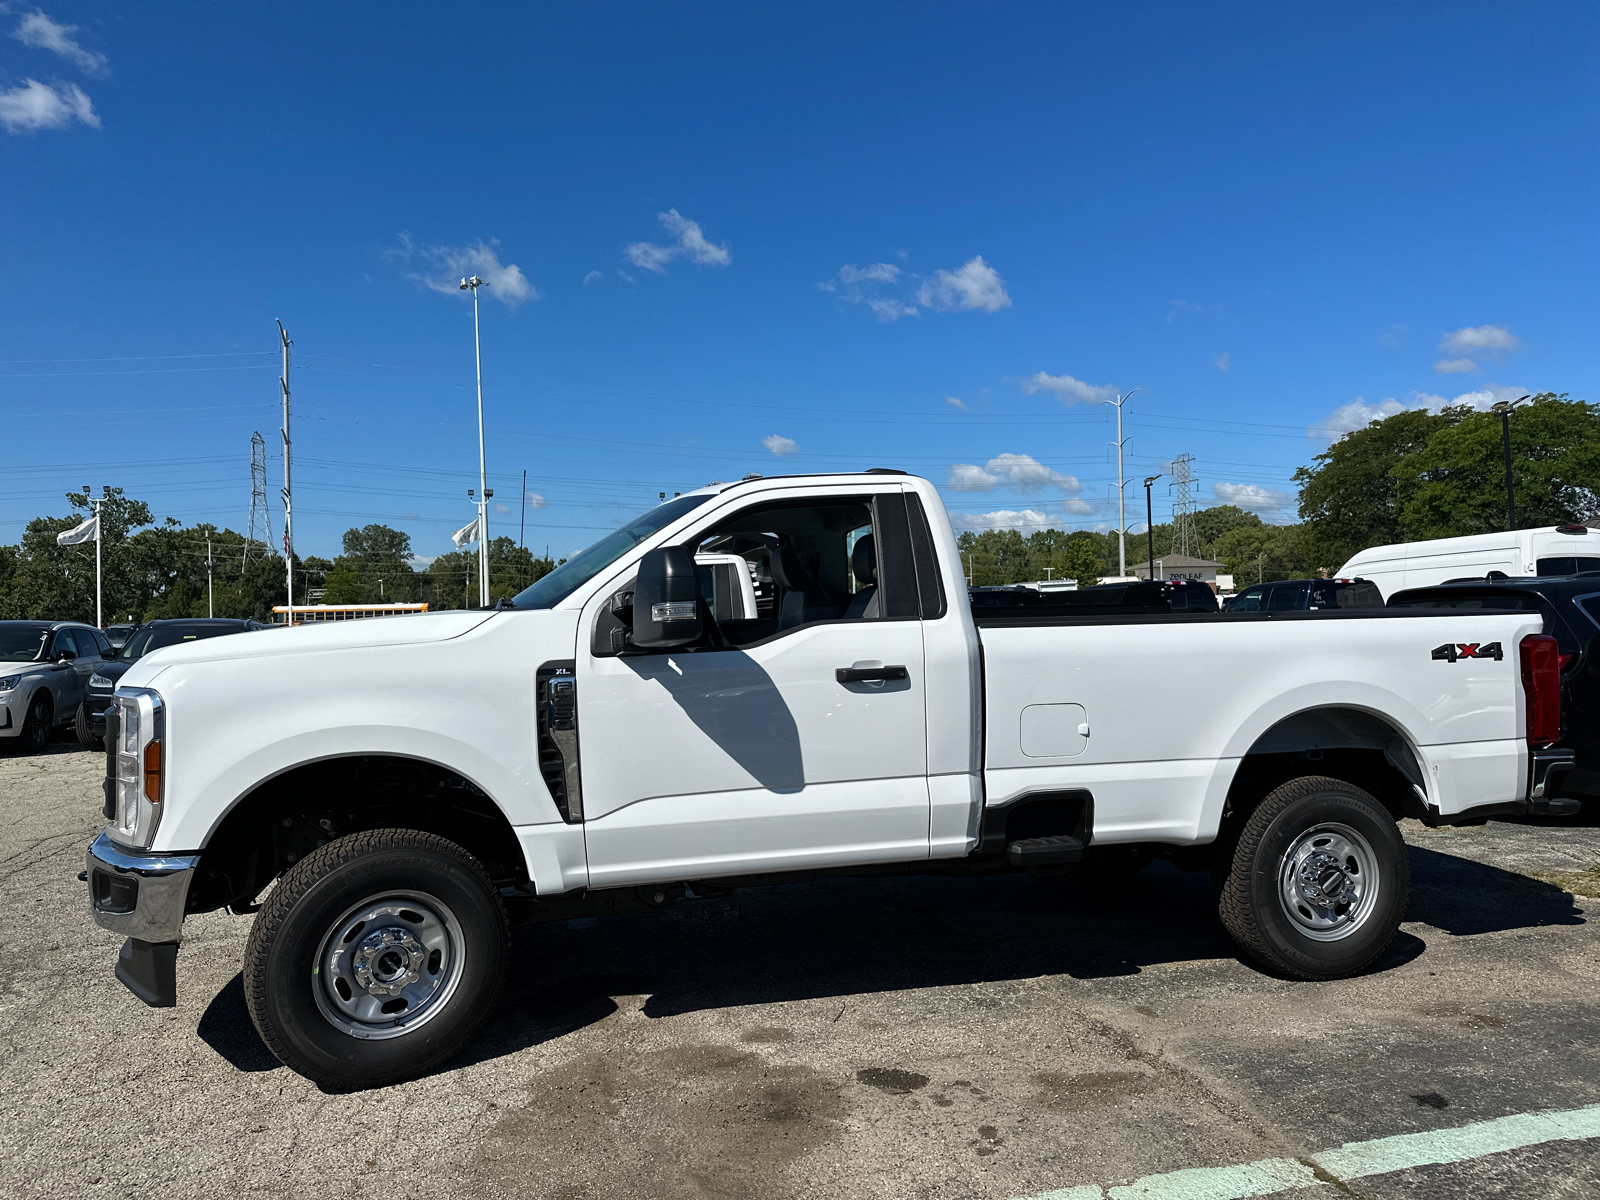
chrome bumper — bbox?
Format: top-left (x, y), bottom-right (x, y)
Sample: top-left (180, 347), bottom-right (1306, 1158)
top-left (86, 830), bottom-right (199, 943)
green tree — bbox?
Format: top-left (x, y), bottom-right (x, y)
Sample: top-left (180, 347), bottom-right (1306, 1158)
top-left (1213, 523), bottom-right (1315, 586)
top-left (1396, 394), bottom-right (1600, 539)
top-left (337, 524), bottom-right (417, 602)
top-left (0, 488), bottom-right (154, 621)
top-left (321, 564), bottom-right (365, 604)
top-left (1293, 407), bottom-right (1456, 566)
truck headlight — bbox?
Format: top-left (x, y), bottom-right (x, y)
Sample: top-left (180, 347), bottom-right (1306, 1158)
top-left (111, 688), bottom-right (164, 848)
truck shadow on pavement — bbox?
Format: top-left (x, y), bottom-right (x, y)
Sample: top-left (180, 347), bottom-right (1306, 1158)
top-left (195, 844), bottom-right (1584, 1081)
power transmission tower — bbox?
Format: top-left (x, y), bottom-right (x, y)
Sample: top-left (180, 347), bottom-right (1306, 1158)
top-left (245, 431), bottom-right (273, 564)
top-left (1169, 453), bottom-right (1198, 557)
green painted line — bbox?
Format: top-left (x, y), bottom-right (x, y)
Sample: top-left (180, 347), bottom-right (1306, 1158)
top-left (1013, 1101), bottom-right (1600, 1200)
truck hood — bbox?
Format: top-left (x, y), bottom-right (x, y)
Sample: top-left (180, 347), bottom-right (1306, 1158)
top-left (117, 609), bottom-right (504, 685)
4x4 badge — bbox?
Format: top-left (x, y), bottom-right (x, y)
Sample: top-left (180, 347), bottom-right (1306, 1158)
top-left (1431, 642), bottom-right (1503, 663)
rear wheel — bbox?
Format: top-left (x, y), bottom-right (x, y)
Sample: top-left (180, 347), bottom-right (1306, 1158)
top-left (74, 701), bottom-right (103, 752)
top-left (1216, 776), bottom-right (1408, 980)
top-left (21, 693), bottom-right (52, 754)
top-left (243, 828), bottom-right (509, 1089)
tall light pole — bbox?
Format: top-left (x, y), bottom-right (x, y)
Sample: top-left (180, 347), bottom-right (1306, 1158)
top-left (277, 320), bottom-right (294, 626)
top-left (1103, 388), bottom-right (1140, 576)
top-left (1491, 394), bottom-right (1532, 531)
top-left (460, 275), bottom-right (490, 607)
top-left (1144, 474), bottom-right (1162, 580)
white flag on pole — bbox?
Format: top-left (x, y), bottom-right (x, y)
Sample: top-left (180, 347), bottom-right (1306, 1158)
top-left (451, 516), bottom-right (481, 548)
top-left (56, 515), bottom-right (99, 546)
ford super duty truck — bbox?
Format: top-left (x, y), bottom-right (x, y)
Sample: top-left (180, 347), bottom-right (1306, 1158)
top-left (85, 472), bottom-right (1576, 1088)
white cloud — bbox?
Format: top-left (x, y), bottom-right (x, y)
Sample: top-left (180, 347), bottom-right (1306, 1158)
top-left (583, 270), bottom-right (604, 285)
top-left (915, 256), bottom-right (1011, 313)
top-left (1213, 352), bottom-right (1231, 372)
top-left (1439, 324), bottom-right (1521, 358)
top-left (624, 208), bottom-right (730, 274)
top-left (1433, 358), bottom-right (1477, 374)
top-left (1213, 483), bottom-right (1295, 513)
top-left (867, 298), bottom-right (918, 322)
top-left (946, 453), bottom-right (1081, 493)
top-left (1017, 370), bottom-right (1118, 406)
top-left (763, 434), bottom-right (798, 456)
top-left (13, 11), bottom-right (107, 75)
top-left (526, 490), bottom-right (548, 508)
top-left (1309, 382), bottom-right (1532, 440)
top-left (494, 503), bottom-right (510, 514)
top-left (388, 233), bottom-right (538, 306)
top-left (1063, 498), bottom-right (1095, 515)
top-left (1167, 299), bottom-right (1223, 323)
top-left (827, 263), bottom-right (917, 321)
top-left (0, 78), bottom-right (97, 133)
top-left (1310, 397), bottom-right (1410, 439)
top-left (950, 509), bottom-right (1063, 533)
top-left (840, 263), bottom-right (899, 285)
top-left (944, 396), bottom-right (968, 411)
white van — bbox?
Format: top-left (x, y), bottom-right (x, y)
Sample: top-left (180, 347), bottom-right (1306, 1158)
top-left (1337, 525), bottom-right (1600, 598)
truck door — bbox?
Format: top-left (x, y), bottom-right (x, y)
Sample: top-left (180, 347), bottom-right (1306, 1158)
top-left (576, 488), bottom-right (932, 889)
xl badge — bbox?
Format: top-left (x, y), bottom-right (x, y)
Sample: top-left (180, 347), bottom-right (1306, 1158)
top-left (1431, 642), bottom-right (1503, 663)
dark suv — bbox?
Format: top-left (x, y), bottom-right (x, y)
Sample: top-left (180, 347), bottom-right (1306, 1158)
top-left (1387, 577), bottom-right (1600, 806)
top-left (77, 618), bottom-right (268, 750)
top-left (1225, 578), bottom-right (1383, 612)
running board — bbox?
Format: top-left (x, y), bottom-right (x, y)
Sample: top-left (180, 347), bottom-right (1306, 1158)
top-left (1006, 835), bottom-right (1085, 867)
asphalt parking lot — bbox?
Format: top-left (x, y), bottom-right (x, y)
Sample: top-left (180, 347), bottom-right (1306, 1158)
top-left (4, 738), bottom-right (1599, 1200)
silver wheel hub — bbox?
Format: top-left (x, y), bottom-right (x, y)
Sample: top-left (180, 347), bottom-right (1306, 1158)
top-left (313, 892), bottom-right (464, 1040)
top-left (1278, 822), bottom-right (1379, 942)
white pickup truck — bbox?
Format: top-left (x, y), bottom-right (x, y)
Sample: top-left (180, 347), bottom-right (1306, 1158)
top-left (85, 471), bottom-right (1576, 1088)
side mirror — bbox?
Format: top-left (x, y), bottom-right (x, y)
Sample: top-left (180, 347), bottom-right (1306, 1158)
top-left (632, 546), bottom-right (703, 649)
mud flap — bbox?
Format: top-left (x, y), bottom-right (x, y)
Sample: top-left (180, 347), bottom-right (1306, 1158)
top-left (115, 938), bottom-right (178, 1007)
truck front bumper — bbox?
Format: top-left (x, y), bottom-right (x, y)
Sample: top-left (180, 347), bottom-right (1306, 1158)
top-left (86, 831), bottom-right (199, 1007)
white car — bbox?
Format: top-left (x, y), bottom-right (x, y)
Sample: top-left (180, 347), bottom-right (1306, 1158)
top-left (0, 621), bottom-right (114, 752)
top-left (86, 472), bottom-right (1574, 1088)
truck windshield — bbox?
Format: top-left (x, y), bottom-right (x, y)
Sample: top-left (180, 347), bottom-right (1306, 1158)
top-left (0, 626), bottom-right (50, 662)
top-left (511, 493), bottom-right (714, 610)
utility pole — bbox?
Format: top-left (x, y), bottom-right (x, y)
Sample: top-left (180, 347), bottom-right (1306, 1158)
top-left (1144, 474), bottom-right (1162, 580)
top-left (519, 469), bottom-right (527, 550)
top-left (1492, 395), bottom-right (1532, 531)
top-left (277, 320), bottom-right (295, 626)
top-left (206, 534), bottom-right (214, 618)
top-left (1103, 389), bottom-right (1139, 576)
top-left (460, 275), bottom-right (490, 607)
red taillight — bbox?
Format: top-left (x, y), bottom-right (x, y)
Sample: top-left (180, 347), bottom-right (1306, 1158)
top-left (1520, 635), bottom-right (1562, 747)
top-left (1559, 652), bottom-right (1577, 671)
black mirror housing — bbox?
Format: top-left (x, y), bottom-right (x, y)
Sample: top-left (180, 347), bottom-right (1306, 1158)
top-left (632, 546), bottom-right (703, 648)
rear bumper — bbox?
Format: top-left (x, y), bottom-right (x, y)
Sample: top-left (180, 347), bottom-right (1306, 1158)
top-left (86, 830), bottom-right (198, 943)
top-left (1427, 747), bottom-right (1578, 825)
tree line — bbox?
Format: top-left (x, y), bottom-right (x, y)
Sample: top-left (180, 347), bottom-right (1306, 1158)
top-left (3, 393), bottom-right (1595, 621)
top-left (959, 392), bottom-right (1599, 588)
top-left (0, 491), bottom-right (558, 624)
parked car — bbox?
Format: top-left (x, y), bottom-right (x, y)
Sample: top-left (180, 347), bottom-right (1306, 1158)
top-left (1225, 578), bottom-right (1383, 613)
top-left (1338, 524), bottom-right (1599, 598)
top-left (0, 621), bottom-right (115, 752)
top-left (87, 471), bottom-right (1566, 1087)
top-left (1387, 576), bottom-right (1600, 805)
top-left (971, 578), bottom-right (1219, 613)
top-left (76, 618), bottom-right (269, 750)
top-left (103, 623), bottom-right (137, 650)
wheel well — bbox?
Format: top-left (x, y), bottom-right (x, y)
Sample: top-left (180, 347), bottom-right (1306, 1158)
top-left (1225, 707), bottom-right (1425, 834)
top-left (185, 755), bottom-right (527, 914)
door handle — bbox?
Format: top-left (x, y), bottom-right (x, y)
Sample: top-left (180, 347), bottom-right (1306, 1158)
top-left (835, 665), bottom-right (908, 683)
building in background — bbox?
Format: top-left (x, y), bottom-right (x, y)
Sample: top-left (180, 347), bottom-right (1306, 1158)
top-left (1129, 554), bottom-right (1222, 583)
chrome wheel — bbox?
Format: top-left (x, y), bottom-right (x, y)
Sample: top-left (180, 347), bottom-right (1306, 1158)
top-left (312, 891), bottom-right (465, 1040)
top-left (1277, 822), bottom-right (1379, 942)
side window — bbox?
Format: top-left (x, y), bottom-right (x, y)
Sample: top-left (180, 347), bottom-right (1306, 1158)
top-left (1579, 595), bottom-right (1600, 631)
top-left (52, 629), bottom-right (80, 658)
top-left (1231, 587), bottom-right (1264, 612)
top-left (1268, 584), bottom-right (1307, 611)
top-left (1338, 582), bottom-right (1383, 608)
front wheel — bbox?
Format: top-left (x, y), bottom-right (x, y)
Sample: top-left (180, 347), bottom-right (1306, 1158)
top-left (243, 828), bottom-right (509, 1089)
top-left (1216, 776), bottom-right (1408, 980)
top-left (74, 702), bottom-right (103, 752)
top-left (21, 692), bottom-right (52, 753)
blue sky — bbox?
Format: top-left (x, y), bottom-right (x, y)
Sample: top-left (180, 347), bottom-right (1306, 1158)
top-left (4, 3), bottom-right (1597, 560)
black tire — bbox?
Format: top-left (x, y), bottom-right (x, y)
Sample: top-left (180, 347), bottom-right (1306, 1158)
top-left (74, 702), bottom-right (103, 752)
top-left (243, 828), bottom-right (509, 1089)
top-left (21, 692), bottom-right (52, 754)
top-left (1216, 775), bottom-right (1408, 980)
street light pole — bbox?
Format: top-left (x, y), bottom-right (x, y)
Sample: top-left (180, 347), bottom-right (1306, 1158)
top-left (1103, 389), bottom-right (1140, 576)
top-left (1144, 474), bottom-right (1162, 580)
top-left (460, 275), bottom-right (490, 607)
top-left (1491, 394), bottom-right (1532, 531)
